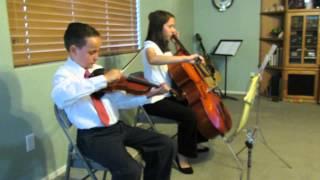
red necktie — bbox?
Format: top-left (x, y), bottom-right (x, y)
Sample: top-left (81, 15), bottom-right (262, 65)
top-left (84, 70), bottom-right (110, 126)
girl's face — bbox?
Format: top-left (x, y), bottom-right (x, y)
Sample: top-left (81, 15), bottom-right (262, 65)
top-left (162, 17), bottom-right (176, 41)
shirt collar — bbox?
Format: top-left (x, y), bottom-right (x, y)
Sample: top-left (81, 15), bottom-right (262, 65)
top-left (65, 57), bottom-right (103, 77)
top-left (65, 57), bottom-right (87, 77)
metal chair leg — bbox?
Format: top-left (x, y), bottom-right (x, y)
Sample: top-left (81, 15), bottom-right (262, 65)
top-left (102, 171), bottom-right (107, 180)
top-left (65, 146), bottom-right (73, 180)
top-left (64, 164), bottom-right (71, 180)
top-left (80, 160), bottom-right (98, 180)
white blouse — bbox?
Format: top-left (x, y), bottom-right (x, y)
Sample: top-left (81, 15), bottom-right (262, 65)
top-left (142, 41), bottom-right (172, 101)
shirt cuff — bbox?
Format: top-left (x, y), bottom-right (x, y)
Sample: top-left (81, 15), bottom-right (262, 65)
top-left (89, 75), bottom-right (107, 91)
top-left (146, 94), bottom-right (167, 104)
top-left (138, 95), bottom-right (150, 104)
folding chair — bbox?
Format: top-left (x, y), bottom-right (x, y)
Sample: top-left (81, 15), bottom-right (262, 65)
top-left (54, 105), bottom-right (142, 180)
top-left (128, 71), bottom-right (177, 136)
top-left (135, 105), bottom-right (178, 139)
top-left (54, 105), bottom-right (108, 180)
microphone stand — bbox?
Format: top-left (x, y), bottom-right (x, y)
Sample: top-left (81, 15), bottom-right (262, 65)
top-left (244, 129), bottom-right (254, 180)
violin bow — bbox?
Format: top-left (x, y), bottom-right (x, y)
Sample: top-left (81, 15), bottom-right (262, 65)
top-left (121, 47), bottom-right (144, 74)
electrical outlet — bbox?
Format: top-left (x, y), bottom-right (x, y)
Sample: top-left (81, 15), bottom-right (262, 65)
top-left (26, 133), bottom-right (35, 152)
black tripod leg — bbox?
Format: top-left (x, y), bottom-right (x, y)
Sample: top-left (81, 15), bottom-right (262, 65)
top-left (246, 140), bottom-right (253, 180)
top-left (245, 129), bottom-right (254, 180)
top-left (257, 128), bottom-right (293, 169)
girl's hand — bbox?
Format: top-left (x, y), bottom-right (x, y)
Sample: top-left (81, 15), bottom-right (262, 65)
top-left (146, 83), bottom-right (170, 98)
top-left (188, 54), bottom-right (205, 64)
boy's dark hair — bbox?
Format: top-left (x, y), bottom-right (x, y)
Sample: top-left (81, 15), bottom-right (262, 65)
top-left (145, 10), bottom-right (175, 52)
top-left (64, 22), bottom-right (100, 51)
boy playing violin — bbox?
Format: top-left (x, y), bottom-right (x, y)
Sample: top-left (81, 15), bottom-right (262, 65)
top-left (51, 22), bottom-right (174, 180)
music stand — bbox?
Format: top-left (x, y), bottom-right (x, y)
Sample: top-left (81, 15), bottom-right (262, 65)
top-left (212, 39), bottom-right (242, 100)
top-left (225, 44), bottom-right (292, 180)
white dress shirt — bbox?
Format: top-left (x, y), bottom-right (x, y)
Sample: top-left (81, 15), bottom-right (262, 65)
top-left (51, 58), bottom-right (150, 129)
top-left (142, 41), bottom-right (172, 102)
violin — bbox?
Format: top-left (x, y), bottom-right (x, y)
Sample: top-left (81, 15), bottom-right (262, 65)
top-left (89, 68), bottom-right (159, 98)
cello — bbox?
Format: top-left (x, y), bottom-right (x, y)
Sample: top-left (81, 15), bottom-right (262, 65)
top-left (168, 35), bottom-right (232, 138)
top-left (195, 33), bottom-right (221, 88)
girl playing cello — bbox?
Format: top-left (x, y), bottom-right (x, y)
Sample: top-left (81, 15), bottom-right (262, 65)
top-left (142, 10), bottom-right (209, 174)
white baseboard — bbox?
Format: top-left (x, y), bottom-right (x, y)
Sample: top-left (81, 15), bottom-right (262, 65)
top-left (41, 165), bottom-right (66, 180)
top-left (227, 90), bottom-right (246, 95)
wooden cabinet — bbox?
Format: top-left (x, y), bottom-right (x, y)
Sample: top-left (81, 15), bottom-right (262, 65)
top-left (318, 70), bottom-right (320, 104)
top-left (282, 69), bottom-right (319, 102)
top-left (259, 0), bottom-right (320, 103)
top-left (282, 12), bottom-right (320, 102)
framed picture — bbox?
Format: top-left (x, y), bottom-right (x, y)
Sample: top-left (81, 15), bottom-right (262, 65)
top-left (212, 39), bottom-right (243, 56)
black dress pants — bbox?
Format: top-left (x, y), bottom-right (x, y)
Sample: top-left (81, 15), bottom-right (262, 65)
top-left (143, 96), bottom-right (207, 158)
top-left (77, 121), bottom-right (174, 180)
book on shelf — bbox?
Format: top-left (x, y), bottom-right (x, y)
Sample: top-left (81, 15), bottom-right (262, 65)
top-left (267, 46), bottom-right (283, 67)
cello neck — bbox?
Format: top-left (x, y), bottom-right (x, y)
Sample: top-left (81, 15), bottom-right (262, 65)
top-left (172, 35), bottom-right (209, 77)
top-left (172, 35), bottom-right (202, 64)
top-left (195, 33), bottom-right (209, 59)
top-left (171, 35), bottom-right (190, 55)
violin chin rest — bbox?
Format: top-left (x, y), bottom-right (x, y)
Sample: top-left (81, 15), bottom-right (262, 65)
top-left (90, 68), bottom-right (105, 77)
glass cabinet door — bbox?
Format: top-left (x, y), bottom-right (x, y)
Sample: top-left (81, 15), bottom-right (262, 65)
top-left (304, 15), bottom-right (318, 64)
top-left (289, 16), bottom-right (303, 64)
top-left (288, 0), bottom-right (319, 9)
top-left (288, 14), bottom-right (319, 66)
top-left (288, 0), bottom-right (305, 9)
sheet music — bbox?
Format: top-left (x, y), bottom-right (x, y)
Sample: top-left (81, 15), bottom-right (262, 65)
top-left (214, 41), bottom-right (242, 56)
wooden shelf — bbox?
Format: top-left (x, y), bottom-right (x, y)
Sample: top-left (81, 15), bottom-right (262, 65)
top-left (260, 37), bottom-right (283, 42)
top-left (266, 66), bottom-right (283, 71)
top-left (287, 9), bottom-right (320, 13)
top-left (261, 11), bottom-right (285, 15)
top-left (259, 0), bottom-right (320, 103)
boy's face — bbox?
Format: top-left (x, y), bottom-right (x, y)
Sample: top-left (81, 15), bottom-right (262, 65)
top-left (70, 36), bottom-right (102, 69)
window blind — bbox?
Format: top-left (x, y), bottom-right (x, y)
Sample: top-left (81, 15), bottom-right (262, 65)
top-left (7, 0), bottom-right (139, 67)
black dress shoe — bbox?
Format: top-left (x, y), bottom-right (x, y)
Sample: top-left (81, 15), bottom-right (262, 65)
top-left (197, 146), bottom-right (209, 153)
top-left (175, 156), bottom-right (193, 174)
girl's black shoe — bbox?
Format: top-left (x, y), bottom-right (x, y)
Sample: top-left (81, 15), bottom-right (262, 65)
top-left (175, 156), bottom-right (193, 174)
top-left (197, 146), bottom-right (209, 153)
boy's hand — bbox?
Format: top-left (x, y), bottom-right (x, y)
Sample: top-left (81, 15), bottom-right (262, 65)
top-left (104, 69), bottom-right (122, 83)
